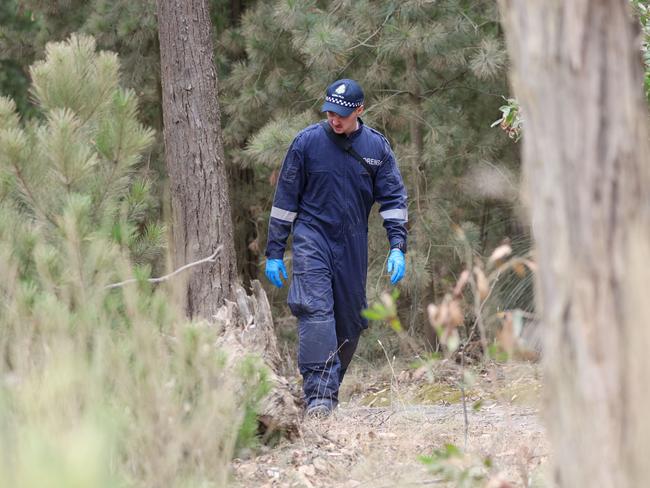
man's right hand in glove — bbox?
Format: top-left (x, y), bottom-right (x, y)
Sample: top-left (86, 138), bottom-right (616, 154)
top-left (265, 258), bottom-right (288, 288)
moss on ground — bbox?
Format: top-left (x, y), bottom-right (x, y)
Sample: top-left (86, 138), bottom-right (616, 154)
top-left (489, 381), bottom-right (541, 406)
top-left (415, 383), bottom-right (477, 404)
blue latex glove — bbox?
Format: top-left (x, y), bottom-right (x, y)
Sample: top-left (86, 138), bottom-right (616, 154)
top-left (265, 258), bottom-right (288, 288)
top-left (386, 249), bottom-right (406, 285)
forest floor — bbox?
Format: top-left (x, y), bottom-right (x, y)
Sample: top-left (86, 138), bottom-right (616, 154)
top-left (230, 359), bottom-right (550, 488)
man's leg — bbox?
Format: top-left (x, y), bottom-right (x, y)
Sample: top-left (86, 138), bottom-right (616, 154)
top-left (337, 334), bottom-right (360, 384)
top-left (288, 269), bottom-right (340, 409)
top-left (332, 232), bottom-right (369, 385)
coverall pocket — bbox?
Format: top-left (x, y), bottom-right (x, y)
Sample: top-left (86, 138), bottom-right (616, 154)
top-left (355, 167), bottom-right (374, 206)
top-left (287, 271), bottom-right (333, 319)
top-left (305, 170), bottom-right (331, 210)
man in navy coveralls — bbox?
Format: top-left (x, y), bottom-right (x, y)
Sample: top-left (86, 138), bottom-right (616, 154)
top-left (264, 79), bottom-right (408, 416)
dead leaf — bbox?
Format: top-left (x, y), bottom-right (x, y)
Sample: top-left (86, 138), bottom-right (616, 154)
top-left (248, 238), bottom-right (260, 254)
top-left (488, 244), bottom-right (512, 265)
top-left (474, 266), bottom-right (489, 300)
top-left (312, 457), bottom-right (328, 472)
top-left (524, 259), bottom-right (537, 272)
top-left (412, 366), bottom-right (428, 381)
top-left (437, 301), bottom-right (450, 328)
top-left (427, 304), bottom-right (439, 328)
top-left (448, 299), bottom-right (464, 327)
top-left (512, 261), bottom-right (527, 277)
top-left (453, 269), bottom-right (470, 297)
top-left (298, 464), bottom-right (316, 477)
top-left (497, 311), bottom-right (515, 355)
top-left (269, 169), bottom-right (279, 186)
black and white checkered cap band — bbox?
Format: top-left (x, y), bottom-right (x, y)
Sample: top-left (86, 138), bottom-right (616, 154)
top-left (325, 96), bottom-right (362, 108)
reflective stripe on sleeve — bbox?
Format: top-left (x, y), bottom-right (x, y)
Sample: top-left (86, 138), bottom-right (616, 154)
top-left (271, 206), bottom-right (297, 223)
top-left (380, 208), bottom-right (408, 222)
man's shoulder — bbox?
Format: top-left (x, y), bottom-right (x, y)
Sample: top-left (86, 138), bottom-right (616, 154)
top-left (362, 124), bottom-right (393, 157)
top-left (297, 123), bottom-right (323, 139)
top-left (363, 124), bottom-right (391, 147)
top-left (291, 123), bottom-right (324, 147)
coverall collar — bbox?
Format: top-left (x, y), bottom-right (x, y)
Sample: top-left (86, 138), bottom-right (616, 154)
top-left (347, 117), bottom-right (365, 140)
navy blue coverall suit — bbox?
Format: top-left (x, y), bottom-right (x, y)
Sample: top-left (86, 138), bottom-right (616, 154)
top-left (265, 119), bottom-right (408, 407)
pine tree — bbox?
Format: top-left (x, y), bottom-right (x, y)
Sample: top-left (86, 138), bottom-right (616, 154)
top-left (0, 34), bottom-right (164, 271)
top-left (0, 34), bottom-right (269, 487)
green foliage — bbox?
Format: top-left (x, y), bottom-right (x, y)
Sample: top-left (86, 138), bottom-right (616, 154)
top-left (0, 34), bottom-right (162, 270)
top-left (236, 356), bottom-right (272, 448)
top-left (362, 289), bottom-right (403, 332)
top-left (491, 97), bottom-right (522, 142)
top-left (631, 0), bottom-right (650, 103)
top-left (0, 35), bottom-right (268, 487)
top-left (419, 444), bottom-right (493, 487)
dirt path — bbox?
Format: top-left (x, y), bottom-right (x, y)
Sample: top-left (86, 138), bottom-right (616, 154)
top-left (231, 362), bottom-right (549, 487)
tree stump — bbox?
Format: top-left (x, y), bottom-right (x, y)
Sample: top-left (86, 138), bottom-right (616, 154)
top-left (215, 280), bottom-right (302, 437)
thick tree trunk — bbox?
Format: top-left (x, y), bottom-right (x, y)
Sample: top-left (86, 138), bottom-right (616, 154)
top-left (157, 0), bottom-right (238, 317)
top-left (500, 1), bottom-right (650, 486)
top-left (156, 0), bottom-right (300, 437)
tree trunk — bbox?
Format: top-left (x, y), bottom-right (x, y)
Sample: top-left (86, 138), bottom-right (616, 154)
top-left (407, 52), bottom-right (423, 214)
top-left (157, 0), bottom-right (238, 317)
top-left (156, 0), bottom-right (301, 437)
top-left (499, 1), bottom-right (650, 486)
top-left (230, 0), bottom-right (242, 25)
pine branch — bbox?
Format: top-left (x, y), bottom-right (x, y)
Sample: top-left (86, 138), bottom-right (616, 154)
top-left (11, 157), bottom-right (56, 228)
top-left (346, 6), bottom-right (396, 51)
top-left (105, 246), bottom-right (223, 289)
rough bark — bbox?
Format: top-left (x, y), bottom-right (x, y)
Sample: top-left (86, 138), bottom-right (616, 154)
top-left (499, 1), bottom-right (650, 486)
top-left (157, 0), bottom-right (237, 317)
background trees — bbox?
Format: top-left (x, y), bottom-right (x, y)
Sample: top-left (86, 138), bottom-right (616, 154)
top-left (1, 1), bottom-right (525, 351)
top-left (219, 0), bottom-right (525, 349)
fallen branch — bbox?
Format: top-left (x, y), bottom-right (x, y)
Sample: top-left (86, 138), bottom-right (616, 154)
top-left (105, 246), bottom-right (223, 289)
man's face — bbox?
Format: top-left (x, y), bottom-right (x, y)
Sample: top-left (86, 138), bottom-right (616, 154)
top-left (326, 106), bottom-right (364, 135)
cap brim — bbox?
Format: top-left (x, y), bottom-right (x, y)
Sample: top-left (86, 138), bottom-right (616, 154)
top-left (321, 101), bottom-right (355, 117)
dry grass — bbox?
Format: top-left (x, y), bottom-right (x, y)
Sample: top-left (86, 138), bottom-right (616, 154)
top-left (0, 228), bottom-right (259, 487)
top-left (230, 360), bottom-right (549, 488)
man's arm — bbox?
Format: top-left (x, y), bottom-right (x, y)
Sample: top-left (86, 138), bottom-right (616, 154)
top-left (373, 145), bottom-right (408, 252)
top-left (265, 135), bottom-right (306, 259)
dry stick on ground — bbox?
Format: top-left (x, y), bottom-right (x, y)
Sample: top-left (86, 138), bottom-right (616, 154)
top-left (104, 246), bottom-right (223, 289)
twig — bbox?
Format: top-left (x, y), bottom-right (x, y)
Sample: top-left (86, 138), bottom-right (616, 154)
top-left (378, 339), bottom-right (398, 389)
top-left (104, 245), bottom-right (223, 289)
top-left (460, 353), bottom-right (469, 449)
